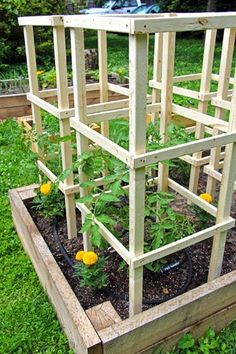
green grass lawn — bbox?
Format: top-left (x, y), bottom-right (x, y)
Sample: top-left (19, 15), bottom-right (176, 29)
top-left (1, 34), bottom-right (236, 353)
top-left (0, 120), bottom-right (73, 353)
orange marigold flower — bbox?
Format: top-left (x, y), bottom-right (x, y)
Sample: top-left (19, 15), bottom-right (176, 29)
top-left (37, 70), bottom-right (45, 75)
top-left (199, 193), bottom-right (213, 203)
top-left (75, 250), bottom-right (85, 261)
top-left (40, 182), bottom-right (52, 195)
top-left (83, 251), bottom-right (98, 266)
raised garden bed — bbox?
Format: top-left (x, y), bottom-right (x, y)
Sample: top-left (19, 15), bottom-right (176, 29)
top-left (9, 184), bottom-right (236, 354)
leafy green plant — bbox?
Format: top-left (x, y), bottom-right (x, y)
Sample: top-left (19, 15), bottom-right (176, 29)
top-left (169, 328), bottom-right (228, 353)
top-left (74, 251), bottom-right (108, 290)
top-left (0, 0), bottom-right (66, 66)
top-left (75, 146), bottom-right (130, 248)
top-left (144, 191), bottom-right (194, 272)
top-left (190, 204), bottom-right (215, 231)
top-left (32, 181), bottom-right (65, 219)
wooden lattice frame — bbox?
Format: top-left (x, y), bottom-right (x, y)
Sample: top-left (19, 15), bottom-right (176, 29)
top-left (19, 13), bottom-right (236, 317)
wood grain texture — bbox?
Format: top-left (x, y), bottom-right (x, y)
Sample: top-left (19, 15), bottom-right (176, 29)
top-left (99, 271), bottom-right (236, 354)
top-left (86, 302), bottom-right (121, 332)
top-left (9, 186), bottom-right (102, 354)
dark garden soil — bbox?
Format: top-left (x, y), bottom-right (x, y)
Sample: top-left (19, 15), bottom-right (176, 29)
top-left (26, 173), bottom-right (236, 320)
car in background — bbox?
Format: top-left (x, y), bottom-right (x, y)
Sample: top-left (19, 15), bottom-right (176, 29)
top-left (80, 0), bottom-right (145, 14)
top-left (131, 4), bottom-right (160, 14)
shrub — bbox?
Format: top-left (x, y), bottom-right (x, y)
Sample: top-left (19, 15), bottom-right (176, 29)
top-left (0, 0), bottom-right (66, 68)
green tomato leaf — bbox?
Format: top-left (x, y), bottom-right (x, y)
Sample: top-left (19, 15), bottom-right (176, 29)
top-left (91, 224), bottom-right (102, 248)
top-left (79, 181), bottom-right (96, 188)
top-left (110, 180), bottom-right (122, 195)
top-left (76, 195), bottom-right (93, 204)
top-left (80, 219), bottom-right (92, 233)
top-left (96, 214), bottom-right (116, 226)
top-left (58, 168), bottom-right (72, 182)
top-left (97, 193), bottom-right (120, 203)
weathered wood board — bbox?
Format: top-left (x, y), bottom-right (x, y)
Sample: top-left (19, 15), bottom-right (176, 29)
top-left (0, 89), bottom-right (126, 120)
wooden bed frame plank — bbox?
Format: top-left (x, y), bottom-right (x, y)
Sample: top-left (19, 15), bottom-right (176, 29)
top-left (9, 187), bottom-right (102, 354)
top-left (99, 270), bottom-right (236, 354)
top-left (9, 184), bottom-right (236, 354)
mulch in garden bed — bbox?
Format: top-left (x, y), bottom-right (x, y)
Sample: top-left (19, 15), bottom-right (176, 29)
top-left (25, 175), bottom-right (236, 320)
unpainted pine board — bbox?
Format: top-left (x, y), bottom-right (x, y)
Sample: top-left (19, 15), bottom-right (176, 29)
top-left (70, 27), bottom-right (92, 250)
top-left (128, 33), bottom-right (148, 316)
top-left (208, 69), bottom-right (236, 281)
top-left (131, 12), bottom-right (236, 34)
top-left (206, 28), bottom-right (236, 197)
top-left (158, 31), bottom-right (176, 192)
top-left (151, 33), bottom-right (163, 122)
top-left (76, 202), bottom-right (131, 265)
top-left (23, 25), bottom-right (42, 155)
top-left (63, 13), bottom-right (236, 34)
top-left (107, 83), bottom-right (130, 96)
top-left (0, 89), bottom-right (127, 120)
top-left (131, 131), bottom-right (236, 168)
top-left (98, 30), bottom-right (109, 138)
top-left (172, 104), bottom-right (228, 131)
top-left (86, 301), bottom-right (121, 332)
top-left (70, 118), bottom-right (130, 166)
top-left (204, 164), bottom-right (236, 190)
top-left (99, 270), bottom-right (236, 354)
top-left (18, 15), bottom-right (64, 27)
top-left (131, 218), bottom-right (234, 269)
top-left (189, 29), bottom-right (217, 195)
top-left (9, 188), bottom-right (102, 354)
top-left (53, 25), bottom-right (77, 239)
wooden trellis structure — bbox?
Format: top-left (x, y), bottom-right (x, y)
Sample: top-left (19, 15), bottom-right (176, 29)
top-left (19, 13), bottom-right (236, 317)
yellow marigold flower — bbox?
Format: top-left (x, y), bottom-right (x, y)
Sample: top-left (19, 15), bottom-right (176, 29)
top-left (83, 251), bottom-right (98, 266)
top-left (40, 182), bottom-right (52, 195)
top-left (37, 70), bottom-right (45, 75)
top-left (75, 250), bottom-right (85, 261)
top-left (199, 193), bottom-right (213, 203)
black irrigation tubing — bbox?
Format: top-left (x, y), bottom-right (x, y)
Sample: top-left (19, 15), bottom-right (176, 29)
top-left (53, 217), bottom-right (75, 268)
top-left (142, 248), bottom-right (193, 305)
top-left (53, 217), bottom-right (193, 306)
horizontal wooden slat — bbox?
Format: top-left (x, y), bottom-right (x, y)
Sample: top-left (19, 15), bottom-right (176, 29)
top-left (76, 202), bottom-right (131, 264)
top-left (204, 163), bottom-right (236, 190)
top-left (70, 118), bottom-right (131, 165)
top-left (132, 12), bottom-right (236, 34)
top-left (18, 15), bottom-right (64, 26)
top-left (131, 132), bottom-right (236, 168)
top-left (64, 13), bottom-right (236, 34)
top-left (27, 92), bottom-right (60, 117)
top-left (131, 218), bottom-right (234, 269)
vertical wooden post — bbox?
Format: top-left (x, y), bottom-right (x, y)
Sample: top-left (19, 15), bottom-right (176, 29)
top-left (70, 28), bottom-right (92, 250)
top-left (98, 30), bottom-right (109, 138)
top-left (189, 30), bottom-right (217, 195)
top-left (206, 28), bottom-right (236, 197)
top-left (129, 33), bottom-right (148, 317)
top-left (151, 33), bottom-right (163, 123)
top-left (53, 24), bottom-right (77, 239)
top-left (208, 69), bottom-right (236, 281)
top-left (158, 32), bottom-right (176, 192)
top-left (23, 26), bottom-right (42, 153)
